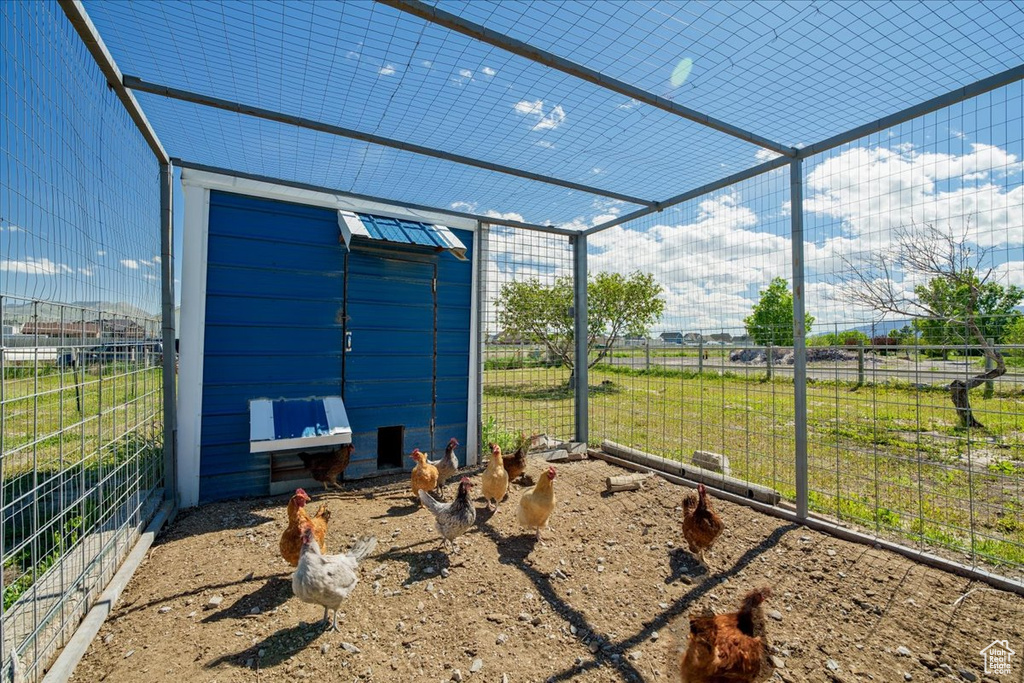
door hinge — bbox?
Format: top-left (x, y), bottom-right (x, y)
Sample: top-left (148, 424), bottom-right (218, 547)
top-left (432, 276), bottom-right (437, 294)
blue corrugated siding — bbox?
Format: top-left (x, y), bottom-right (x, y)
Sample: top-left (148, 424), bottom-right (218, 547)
top-left (198, 190), bottom-right (473, 502)
top-left (200, 191), bottom-right (344, 502)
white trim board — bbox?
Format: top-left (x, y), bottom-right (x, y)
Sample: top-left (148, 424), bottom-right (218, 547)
top-left (182, 169), bottom-right (477, 231)
top-left (176, 184), bottom-right (210, 508)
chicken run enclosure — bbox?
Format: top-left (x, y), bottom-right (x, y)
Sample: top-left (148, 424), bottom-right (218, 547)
top-left (2, 0), bottom-right (1024, 680)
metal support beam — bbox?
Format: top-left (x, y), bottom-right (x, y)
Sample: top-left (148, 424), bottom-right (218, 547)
top-left (583, 155), bottom-right (790, 236)
top-left (572, 233), bottom-right (589, 444)
top-left (58, 1), bottom-right (168, 163)
top-left (790, 159), bottom-right (808, 519)
top-left (799, 65), bottom-right (1024, 158)
top-left (125, 76), bottom-right (654, 207)
top-left (379, 0), bottom-right (797, 158)
top-left (159, 163), bottom-right (177, 507)
top-left (172, 159), bottom-right (575, 236)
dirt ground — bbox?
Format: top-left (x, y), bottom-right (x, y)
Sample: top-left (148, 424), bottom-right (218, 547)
top-left (73, 457), bottom-right (1024, 683)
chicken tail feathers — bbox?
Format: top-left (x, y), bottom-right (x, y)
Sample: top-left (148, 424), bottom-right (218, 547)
top-left (418, 489), bottom-right (444, 515)
top-left (314, 504), bottom-right (331, 522)
top-left (345, 535), bottom-right (377, 563)
top-left (740, 586), bottom-right (772, 613)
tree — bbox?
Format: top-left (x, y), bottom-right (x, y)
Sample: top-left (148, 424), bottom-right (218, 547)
top-left (1005, 316), bottom-right (1024, 361)
top-left (495, 271), bottom-right (664, 379)
top-left (743, 277), bottom-right (815, 346)
top-left (912, 273), bottom-right (1022, 357)
top-left (844, 222), bottom-right (1019, 428)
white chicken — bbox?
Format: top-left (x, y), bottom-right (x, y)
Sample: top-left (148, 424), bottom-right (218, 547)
top-left (292, 524), bottom-right (377, 632)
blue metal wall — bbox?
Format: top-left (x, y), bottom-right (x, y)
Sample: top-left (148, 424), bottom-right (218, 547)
top-left (200, 190), bottom-right (472, 502)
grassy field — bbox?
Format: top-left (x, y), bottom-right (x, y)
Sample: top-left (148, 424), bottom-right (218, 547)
top-left (2, 364), bottom-right (164, 608)
top-left (483, 362), bottom-right (1024, 569)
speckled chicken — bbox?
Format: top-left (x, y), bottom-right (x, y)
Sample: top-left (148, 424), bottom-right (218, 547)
top-left (292, 525), bottom-right (377, 632)
top-left (418, 477), bottom-right (477, 553)
top-left (679, 587), bottom-right (773, 683)
top-left (427, 438), bottom-right (459, 499)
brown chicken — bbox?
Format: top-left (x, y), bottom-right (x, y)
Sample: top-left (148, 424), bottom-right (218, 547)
top-left (679, 587), bottom-right (773, 683)
top-left (517, 466), bottom-right (556, 541)
top-left (682, 483), bottom-right (725, 567)
top-left (501, 431), bottom-right (529, 483)
top-left (410, 448), bottom-right (439, 506)
top-left (299, 443), bottom-right (354, 491)
top-left (280, 488), bottom-right (330, 566)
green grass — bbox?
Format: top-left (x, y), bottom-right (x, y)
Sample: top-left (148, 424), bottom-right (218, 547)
top-left (483, 363), bottom-right (1024, 568)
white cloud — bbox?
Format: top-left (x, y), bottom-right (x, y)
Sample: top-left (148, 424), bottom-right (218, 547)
top-left (617, 98), bottom-right (641, 110)
top-left (806, 142), bottom-right (1024, 249)
top-left (533, 104), bottom-right (565, 131)
top-left (755, 148), bottom-right (782, 162)
top-left (535, 140), bottom-right (555, 149)
top-left (450, 68), bottom-right (475, 86)
top-left (421, 60), bottom-right (433, 68)
top-left (450, 201), bottom-right (476, 212)
top-left (96, 250), bottom-right (106, 257)
top-left (78, 267), bottom-right (94, 276)
top-left (1, 257), bottom-right (73, 275)
top-left (0, 222), bottom-right (22, 232)
top-left (514, 99), bottom-right (544, 116)
top-left (378, 64), bottom-right (397, 76)
top-left (513, 99), bottom-right (566, 131)
top-left (152, 255), bottom-right (161, 264)
top-left (121, 259), bottom-right (140, 270)
top-left (591, 167), bottom-right (603, 175)
top-left (481, 66), bottom-right (496, 77)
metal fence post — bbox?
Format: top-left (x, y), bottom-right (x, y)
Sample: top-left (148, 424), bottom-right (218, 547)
top-left (160, 162), bottom-right (177, 507)
top-left (984, 338), bottom-right (994, 399)
top-left (766, 343), bottom-right (773, 380)
top-left (572, 233), bottom-right (588, 444)
top-left (698, 339), bottom-right (704, 374)
top-left (790, 159), bottom-right (808, 519)
top-left (857, 345), bottom-right (865, 386)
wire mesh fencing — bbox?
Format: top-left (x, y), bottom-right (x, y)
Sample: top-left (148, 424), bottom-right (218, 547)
top-left (579, 79), bottom-right (1024, 581)
top-left (478, 224), bottom-right (576, 459)
top-left (1, 2), bottom-right (165, 678)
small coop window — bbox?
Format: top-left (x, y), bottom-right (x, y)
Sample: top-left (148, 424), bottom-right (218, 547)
top-left (377, 426), bottom-right (404, 469)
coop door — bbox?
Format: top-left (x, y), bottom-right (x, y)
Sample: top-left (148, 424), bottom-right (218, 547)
top-left (343, 250), bottom-right (438, 469)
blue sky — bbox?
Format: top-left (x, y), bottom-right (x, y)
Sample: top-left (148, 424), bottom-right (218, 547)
top-left (3, 1), bottom-right (1022, 331)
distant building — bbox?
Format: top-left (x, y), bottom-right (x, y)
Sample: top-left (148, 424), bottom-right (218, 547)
top-left (659, 332), bottom-right (683, 344)
top-left (682, 332), bottom-right (704, 344)
top-left (709, 332), bottom-right (732, 343)
top-left (19, 321), bottom-right (101, 338)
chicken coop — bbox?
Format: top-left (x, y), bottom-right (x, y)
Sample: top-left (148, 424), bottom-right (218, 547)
top-left (2, 0), bottom-right (1024, 681)
top-left (176, 170), bottom-right (476, 505)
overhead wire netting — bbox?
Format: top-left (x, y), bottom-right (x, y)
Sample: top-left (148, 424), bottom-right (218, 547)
top-left (1, 2), bottom-right (165, 679)
top-left (84, 0), bottom-right (771, 224)
top-left (427, 0), bottom-right (1024, 145)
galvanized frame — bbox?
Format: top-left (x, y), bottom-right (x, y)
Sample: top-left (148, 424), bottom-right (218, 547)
top-left (123, 76), bottom-right (657, 208)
